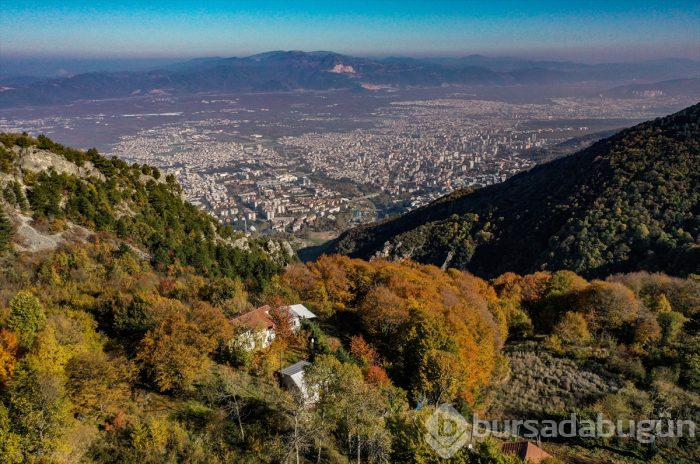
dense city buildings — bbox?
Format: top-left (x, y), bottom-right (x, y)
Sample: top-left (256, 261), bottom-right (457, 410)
top-left (1, 90), bottom-right (692, 236)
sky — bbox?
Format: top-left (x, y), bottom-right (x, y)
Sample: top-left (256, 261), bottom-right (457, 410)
top-left (1, 1), bottom-right (699, 64)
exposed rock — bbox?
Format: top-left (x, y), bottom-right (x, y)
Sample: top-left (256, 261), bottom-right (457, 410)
top-left (231, 237), bottom-right (251, 251)
top-left (17, 146), bottom-right (106, 181)
top-left (281, 240), bottom-right (294, 258)
top-left (10, 212), bottom-right (92, 253)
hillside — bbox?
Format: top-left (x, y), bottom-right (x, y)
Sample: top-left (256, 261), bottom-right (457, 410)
top-left (1, 134), bottom-right (699, 463)
top-left (330, 103), bottom-right (700, 278)
top-left (0, 133), bottom-right (290, 289)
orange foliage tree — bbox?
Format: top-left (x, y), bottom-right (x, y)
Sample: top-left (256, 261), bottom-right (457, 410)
top-left (283, 256), bottom-right (503, 406)
top-left (0, 328), bottom-right (19, 385)
top-left (137, 299), bottom-right (231, 392)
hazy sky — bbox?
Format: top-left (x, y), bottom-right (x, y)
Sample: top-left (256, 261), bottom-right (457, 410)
top-left (2, 1), bottom-right (699, 61)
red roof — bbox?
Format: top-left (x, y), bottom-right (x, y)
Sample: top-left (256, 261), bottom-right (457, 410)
top-left (501, 441), bottom-right (552, 463)
top-left (231, 305), bottom-right (274, 331)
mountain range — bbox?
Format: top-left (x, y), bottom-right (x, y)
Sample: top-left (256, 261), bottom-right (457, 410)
top-left (328, 103), bottom-right (700, 278)
top-left (1, 51), bottom-right (699, 108)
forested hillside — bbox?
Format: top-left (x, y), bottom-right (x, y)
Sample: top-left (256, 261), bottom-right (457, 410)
top-left (0, 135), bottom-right (698, 463)
top-left (330, 103), bottom-right (700, 278)
top-left (0, 133), bottom-right (286, 290)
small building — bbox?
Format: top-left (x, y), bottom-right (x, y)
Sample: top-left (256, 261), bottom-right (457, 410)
top-left (279, 360), bottom-right (312, 399)
top-left (230, 305), bottom-right (276, 351)
top-left (230, 304), bottom-right (317, 352)
top-left (501, 441), bottom-right (552, 463)
top-left (286, 304), bottom-right (317, 330)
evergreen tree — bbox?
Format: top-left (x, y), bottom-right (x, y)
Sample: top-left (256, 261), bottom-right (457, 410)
top-left (0, 205), bottom-right (11, 254)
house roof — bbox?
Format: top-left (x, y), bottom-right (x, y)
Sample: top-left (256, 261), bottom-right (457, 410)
top-left (287, 304), bottom-right (316, 319)
top-left (279, 360), bottom-right (311, 377)
top-left (231, 305), bottom-right (274, 331)
top-left (501, 441), bottom-right (552, 463)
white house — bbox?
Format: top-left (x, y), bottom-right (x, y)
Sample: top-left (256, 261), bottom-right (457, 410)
top-left (230, 305), bottom-right (277, 351)
top-left (230, 304), bottom-right (317, 352)
top-left (287, 304), bottom-right (317, 330)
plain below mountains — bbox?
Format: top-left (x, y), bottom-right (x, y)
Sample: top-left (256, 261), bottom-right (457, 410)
top-left (328, 103), bottom-right (700, 278)
top-left (1, 51), bottom-right (699, 108)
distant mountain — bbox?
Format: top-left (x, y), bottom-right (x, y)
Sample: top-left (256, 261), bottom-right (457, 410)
top-left (328, 103), bottom-right (700, 278)
top-left (603, 78), bottom-right (700, 99)
top-left (1, 51), bottom-right (699, 108)
top-left (427, 56), bottom-right (700, 80)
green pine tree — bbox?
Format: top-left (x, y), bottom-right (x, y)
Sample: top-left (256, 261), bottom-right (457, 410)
top-left (0, 205), bottom-right (12, 253)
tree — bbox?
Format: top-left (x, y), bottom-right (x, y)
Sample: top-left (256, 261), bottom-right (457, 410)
top-left (333, 362), bottom-right (391, 464)
top-left (306, 255), bottom-right (354, 316)
top-left (0, 205), bottom-right (12, 253)
top-left (197, 365), bottom-right (250, 442)
top-left (575, 281), bottom-right (639, 334)
top-left (349, 335), bottom-right (378, 367)
top-left (65, 350), bottom-right (136, 419)
top-left (305, 355), bottom-right (393, 463)
top-left (281, 389), bottom-right (314, 464)
top-left (269, 306), bottom-right (295, 344)
top-left (305, 355), bottom-right (345, 463)
top-left (417, 349), bottom-right (463, 405)
top-left (657, 311), bottom-right (687, 346)
top-left (653, 293), bottom-right (673, 313)
top-left (0, 404), bottom-right (23, 464)
top-left (633, 311), bottom-right (662, 347)
top-left (553, 312), bottom-right (592, 346)
top-left (199, 276), bottom-right (247, 311)
top-left (0, 329), bottom-right (19, 385)
top-left (6, 291), bottom-right (45, 348)
top-left (7, 364), bottom-right (72, 458)
top-left (359, 286), bottom-right (408, 339)
top-left (137, 300), bottom-right (228, 392)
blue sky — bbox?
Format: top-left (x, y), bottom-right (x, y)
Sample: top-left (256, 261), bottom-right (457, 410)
top-left (2, 1), bottom-right (699, 61)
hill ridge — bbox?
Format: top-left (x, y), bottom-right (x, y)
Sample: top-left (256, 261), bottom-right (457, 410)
top-left (0, 134), bottom-right (290, 290)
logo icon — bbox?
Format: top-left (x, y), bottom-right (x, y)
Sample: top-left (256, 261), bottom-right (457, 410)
top-left (424, 403), bottom-right (470, 458)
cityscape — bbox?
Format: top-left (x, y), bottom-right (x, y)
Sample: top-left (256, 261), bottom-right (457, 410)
top-left (2, 90), bottom-right (692, 240)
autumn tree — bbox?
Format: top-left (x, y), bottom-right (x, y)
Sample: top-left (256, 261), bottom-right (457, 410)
top-left (657, 311), bottom-right (687, 346)
top-left (574, 281), bottom-right (639, 334)
top-left (633, 311), bottom-right (662, 347)
top-left (654, 293), bottom-right (673, 313)
top-left (198, 276), bottom-right (248, 316)
top-left (137, 299), bottom-right (229, 392)
top-left (349, 335), bottom-right (378, 367)
top-left (281, 389), bottom-right (314, 464)
top-left (65, 350), bottom-right (136, 420)
top-left (305, 255), bottom-right (354, 316)
top-left (359, 286), bottom-right (408, 339)
top-left (197, 365), bottom-right (251, 442)
top-left (0, 329), bottom-right (18, 385)
top-left (417, 349), bottom-right (463, 405)
top-left (553, 312), bottom-right (592, 346)
top-left (305, 355), bottom-right (343, 462)
top-left (6, 364), bottom-right (72, 458)
top-left (269, 305), bottom-right (295, 344)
